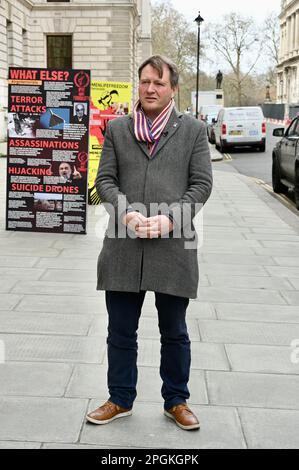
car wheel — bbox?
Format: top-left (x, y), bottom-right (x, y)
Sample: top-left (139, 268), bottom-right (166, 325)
top-left (259, 143), bottom-right (266, 152)
top-left (294, 167), bottom-right (299, 210)
top-left (272, 155), bottom-right (287, 194)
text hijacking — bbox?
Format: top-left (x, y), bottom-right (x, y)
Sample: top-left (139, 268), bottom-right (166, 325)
top-left (8, 167), bottom-right (52, 176)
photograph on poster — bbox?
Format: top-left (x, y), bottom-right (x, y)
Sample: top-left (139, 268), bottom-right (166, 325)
top-left (39, 108), bottom-right (69, 129)
top-left (7, 113), bottom-right (39, 138)
top-left (58, 161), bottom-right (83, 184)
top-left (72, 102), bottom-right (89, 126)
top-left (33, 193), bottom-right (63, 212)
top-left (44, 162), bottom-right (85, 187)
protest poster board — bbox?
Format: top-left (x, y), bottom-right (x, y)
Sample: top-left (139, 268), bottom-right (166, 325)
top-left (6, 67), bottom-right (90, 234)
top-left (88, 81), bottom-right (132, 205)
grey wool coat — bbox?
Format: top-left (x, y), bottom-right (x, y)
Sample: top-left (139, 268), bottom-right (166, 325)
top-left (95, 108), bottom-right (213, 299)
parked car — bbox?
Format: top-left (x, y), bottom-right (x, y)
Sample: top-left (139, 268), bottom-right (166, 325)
top-left (207, 120), bottom-right (216, 144)
top-left (198, 105), bottom-right (223, 144)
top-left (213, 106), bottom-right (266, 153)
top-left (272, 116), bottom-right (299, 209)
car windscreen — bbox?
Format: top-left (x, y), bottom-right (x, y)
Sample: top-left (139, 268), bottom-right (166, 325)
top-left (206, 113), bottom-right (219, 123)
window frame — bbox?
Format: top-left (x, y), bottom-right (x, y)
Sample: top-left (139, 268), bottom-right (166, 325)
top-left (286, 118), bottom-right (299, 138)
top-left (46, 34), bottom-right (73, 70)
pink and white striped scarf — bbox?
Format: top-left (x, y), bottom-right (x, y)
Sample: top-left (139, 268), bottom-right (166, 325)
top-left (133, 99), bottom-right (175, 156)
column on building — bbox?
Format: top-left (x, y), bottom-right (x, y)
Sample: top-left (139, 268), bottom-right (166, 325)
top-left (286, 15), bottom-right (290, 57)
top-left (289, 14), bottom-right (293, 55)
top-left (290, 14), bottom-right (294, 55)
top-left (276, 71), bottom-right (282, 103)
top-left (279, 71), bottom-right (285, 103)
top-left (279, 23), bottom-right (283, 60)
top-left (289, 13), bottom-right (293, 54)
top-left (283, 70), bottom-right (286, 101)
top-left (285, 67), bottom-right (291, 104)
top-left (296, 10), bottom-right (299, 52)
top-left (292, 12), bottom-right (296, 53)
top-left (296, 66), bottom-right (299, 103)
top-left (292, 66), bottom-right (298, 103)
top-left (282, 21), bottom-right (286, 59)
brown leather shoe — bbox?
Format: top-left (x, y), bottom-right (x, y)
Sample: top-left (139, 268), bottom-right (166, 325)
top-left (164, 403), bottom-right (200, 430)
top-left (86, 401), bottom-right (132, 425)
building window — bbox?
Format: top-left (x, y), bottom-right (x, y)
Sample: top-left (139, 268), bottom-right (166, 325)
top-left (47, 35), bottom-right (72, 69)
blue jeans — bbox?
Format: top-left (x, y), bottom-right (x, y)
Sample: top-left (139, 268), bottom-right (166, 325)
top-left (105, 290), bottom-right (191, 410)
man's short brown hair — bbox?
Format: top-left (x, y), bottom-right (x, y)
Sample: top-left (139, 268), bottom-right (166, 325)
top-left (138, 55), bottom-right (179, 89)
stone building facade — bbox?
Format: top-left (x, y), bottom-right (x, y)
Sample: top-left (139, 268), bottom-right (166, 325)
top-left (0, 0), bottom-right (152, 141)
top-left (277, 0), bottom-right (299, 115)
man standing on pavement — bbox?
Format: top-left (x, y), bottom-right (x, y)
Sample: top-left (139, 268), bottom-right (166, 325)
top-left (86, 55), bottom-right (213, 431)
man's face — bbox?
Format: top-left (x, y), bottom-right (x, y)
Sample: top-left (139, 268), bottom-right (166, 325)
top-left (75, 106), bottom-right (84, 119)
top-left (138, 64), bottom-right (177, 120)
top-left (59, 163), bottom-right (72, 179)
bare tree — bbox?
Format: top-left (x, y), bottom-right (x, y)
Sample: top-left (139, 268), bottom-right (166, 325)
top-left (263, 12), bottom-right (280, 65)
top-left (152, 0), bottom-right (198, 72)
top-left (206, 13), bottom-right (262, 105)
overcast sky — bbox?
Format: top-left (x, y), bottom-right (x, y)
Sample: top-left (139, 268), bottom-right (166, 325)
top-left (170, 0), bottom-right (282, 24)
top-left (158, 0), bottom-right (282, 74)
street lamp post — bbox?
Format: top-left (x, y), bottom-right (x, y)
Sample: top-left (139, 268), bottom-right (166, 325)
top-left (194, 12), bottom-right (204, 120)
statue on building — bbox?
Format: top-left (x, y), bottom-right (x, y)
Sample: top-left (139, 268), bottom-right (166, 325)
top-left (216, 70), bottom-right (223, 89)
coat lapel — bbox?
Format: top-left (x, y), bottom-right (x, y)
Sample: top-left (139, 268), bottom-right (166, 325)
top-left (152, 108), bottom-right (183, 157)
top-left (127, 108), bottom-right (183, 160)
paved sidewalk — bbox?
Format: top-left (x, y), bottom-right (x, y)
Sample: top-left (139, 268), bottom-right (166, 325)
top-left (210, 144), bottom-right (223, 162)
top-left (0, 151), bottom-right (299, 449)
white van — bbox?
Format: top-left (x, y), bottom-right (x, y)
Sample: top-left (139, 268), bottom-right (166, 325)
top-left (214, 106), bottom-right (266, 152)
